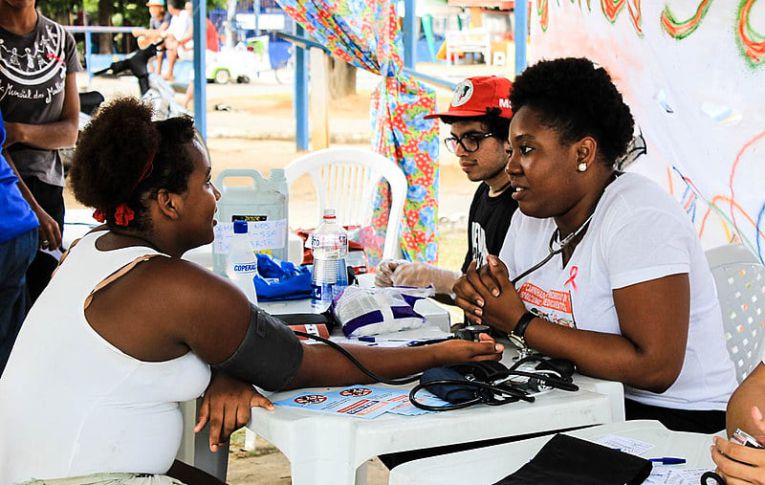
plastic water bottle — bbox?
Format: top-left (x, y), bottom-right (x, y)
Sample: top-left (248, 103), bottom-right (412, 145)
top-left (226, 220), bottom-right (259, 305)
top-left (310, 208), bottom-right (349, 313)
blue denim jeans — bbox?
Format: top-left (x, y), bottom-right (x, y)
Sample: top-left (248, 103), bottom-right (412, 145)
top-left (0, 228), bottom-right (38, 377)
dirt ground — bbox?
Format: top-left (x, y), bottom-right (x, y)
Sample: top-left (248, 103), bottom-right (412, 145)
top-left (62, 68), bottom-right (494, 483)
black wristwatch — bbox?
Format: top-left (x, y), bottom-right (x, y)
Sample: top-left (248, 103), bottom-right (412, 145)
top-left (509, 311), bottom-right (536, 348)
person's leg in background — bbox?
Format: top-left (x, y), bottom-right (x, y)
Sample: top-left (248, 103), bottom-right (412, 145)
top-left (0, 228), bottom-right (38, 376)
top-left (22, 177), bottom-right (64, 304)
top-left (163, 36), bottom-right (179, 80)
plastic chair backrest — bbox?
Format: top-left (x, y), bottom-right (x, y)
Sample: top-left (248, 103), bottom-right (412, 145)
top-left (284, 148), bottom-right (407, 260)
top-left (705, 243), bottom-right (765, 383)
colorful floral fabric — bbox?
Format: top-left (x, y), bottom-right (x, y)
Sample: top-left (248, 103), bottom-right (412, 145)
top-left (277, 0), bottom-right (440, 264)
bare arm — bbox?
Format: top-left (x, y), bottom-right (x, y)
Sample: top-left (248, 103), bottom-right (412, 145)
top-left (163, 261), bottom-right (503, 385)
top-left (727, 363), bottom-right (765, 437)
top-left (455, 256), bottom-right (690, 392)
top-left (3, 73), bottom-right (79, 150)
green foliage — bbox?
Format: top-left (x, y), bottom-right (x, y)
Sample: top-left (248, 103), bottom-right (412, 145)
top-left (38, 0), bottom-right (227, 27)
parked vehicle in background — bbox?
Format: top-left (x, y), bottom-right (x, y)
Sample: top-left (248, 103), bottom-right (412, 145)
top-left (206, 35), bottom-right (292, 84)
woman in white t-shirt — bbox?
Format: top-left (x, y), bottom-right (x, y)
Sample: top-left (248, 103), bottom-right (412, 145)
top-left (454, 57), bottom-right (736, 433)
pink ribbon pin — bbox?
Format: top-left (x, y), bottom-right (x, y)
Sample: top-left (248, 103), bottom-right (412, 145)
top-left (564, 266), bottom-right (579, 291)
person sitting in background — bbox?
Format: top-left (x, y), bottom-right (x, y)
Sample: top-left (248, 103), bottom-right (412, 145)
top-left (158, 0), bottom-right (191, 80)
top-left (132, 0), bottom-right (170, 48)
top-left (0, 111), bottom-right (39, 377)
top-left (131, 0), bottom-right (171, 73)
top-left (0, 97), bottom-right (503, 485)
top-left (375, 76), bottom-right (518, 302)
top-left (712, 362), bottom-right (765, 481)
top-left (455, 57), bottom-right (736, 433)
top-left (181, 16), bottom-right (220, 109)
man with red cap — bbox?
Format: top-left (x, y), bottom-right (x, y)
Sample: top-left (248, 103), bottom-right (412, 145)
top-left (375, 76), bottom-right (518, 301)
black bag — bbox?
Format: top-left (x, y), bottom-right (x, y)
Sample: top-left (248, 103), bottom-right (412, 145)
top-left (494, 434), bottom-right (653, 485)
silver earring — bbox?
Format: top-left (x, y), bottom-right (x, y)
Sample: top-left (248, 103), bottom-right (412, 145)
top-left (577, 162), bottom-right (587, 172)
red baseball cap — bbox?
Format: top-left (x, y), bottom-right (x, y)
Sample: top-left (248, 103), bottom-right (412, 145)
top-left (425, 76), bottom-right (513, 120)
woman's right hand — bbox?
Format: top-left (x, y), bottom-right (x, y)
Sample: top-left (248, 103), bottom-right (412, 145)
top-left (196, 371), bottom-right (274, 453)
top-left (433, 333), bottom-right (504, 365)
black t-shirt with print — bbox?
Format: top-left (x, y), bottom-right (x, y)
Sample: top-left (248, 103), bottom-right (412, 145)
top-left (461, 182), bottom-right (519, 273)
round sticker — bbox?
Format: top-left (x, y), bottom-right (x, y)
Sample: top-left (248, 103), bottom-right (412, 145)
top-left (294, 394), bottom-right (327, 405)
top-left (340, 387), bottom-right (372, 397)
top-left (451, 80), bottom-right (474, 107)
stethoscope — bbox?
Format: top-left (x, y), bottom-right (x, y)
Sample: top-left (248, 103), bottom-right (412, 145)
top-left (510, 211), bottom-right (596, 285)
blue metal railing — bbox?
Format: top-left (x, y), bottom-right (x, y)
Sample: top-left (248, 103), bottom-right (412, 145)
top-left (64, 6), bottom-right (208, 139)
top-left (64, 26), bottom-right (135, 81)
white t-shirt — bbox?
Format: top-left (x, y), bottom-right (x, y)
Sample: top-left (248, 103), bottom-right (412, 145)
top-left (167, 9), bottom-right (191, 41)
top-left (499, 172), bottom-right (736, 410)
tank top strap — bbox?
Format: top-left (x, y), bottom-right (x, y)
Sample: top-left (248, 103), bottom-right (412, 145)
top-left (83, 253), bottom-right (164, 311)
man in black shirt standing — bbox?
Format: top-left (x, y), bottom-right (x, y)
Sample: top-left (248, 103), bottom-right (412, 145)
top-left (376, 76), bottom-right (518, 300)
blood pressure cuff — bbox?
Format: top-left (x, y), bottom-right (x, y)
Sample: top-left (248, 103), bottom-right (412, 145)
top-left (212, 304), bottom-right (304, 392)
top-left (494, 434), bottom-right (652, 485)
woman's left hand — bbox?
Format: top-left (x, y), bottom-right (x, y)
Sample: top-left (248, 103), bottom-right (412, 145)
top-left (712, 406), bottom-right (765, 483)
top-left (196, 371), bottom-right (274, 452)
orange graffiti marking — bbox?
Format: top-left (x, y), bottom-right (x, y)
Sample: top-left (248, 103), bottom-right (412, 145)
top-left (728, 130), bottom-right (765, 234)
top-left (699, 195), bottom-right (765, 241)
top-left (666, 167), bottom-right (674, 196)
top-left (600, 0), bottom-right (643, 34)
top-left (661, 0), bottom-right (713, 39)
top-left (737, 0), bottom-right (765, 66)
top-left (538, 0), bottom-right (550, 31)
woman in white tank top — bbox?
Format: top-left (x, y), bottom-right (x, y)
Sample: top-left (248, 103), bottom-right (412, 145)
top-left (0, 98), bottom-right (504, 485)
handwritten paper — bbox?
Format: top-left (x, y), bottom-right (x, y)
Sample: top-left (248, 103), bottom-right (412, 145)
top-left (213, 219), bottom-right (287, 253)
top-left (595, 434), bottom-right (655, 455)
top-left (644, 467), bottom-right (708, 485)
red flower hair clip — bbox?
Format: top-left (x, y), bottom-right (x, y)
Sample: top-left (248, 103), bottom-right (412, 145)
top-left (92, 208), bottom-right (106, 223)
top-left (114, 203), bottom-right (136, 226)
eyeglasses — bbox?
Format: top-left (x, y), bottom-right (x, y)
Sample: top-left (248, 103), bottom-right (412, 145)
top-left (443, 132), bottom-right (495, 154)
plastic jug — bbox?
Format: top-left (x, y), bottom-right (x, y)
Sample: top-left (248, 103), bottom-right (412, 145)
top-left (212, 169), bottom-right (288, 274)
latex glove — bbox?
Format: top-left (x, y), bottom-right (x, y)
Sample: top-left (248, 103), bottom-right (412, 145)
top-left (391, 262), bottom-right (461, 295)
top-left (374, 259), bottom-right (408, 287)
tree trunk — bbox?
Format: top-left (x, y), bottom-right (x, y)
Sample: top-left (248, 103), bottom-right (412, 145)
top-left (97, 0), bottom-right (113, 54)
top-left (329, 58), bottom-right (357, 99)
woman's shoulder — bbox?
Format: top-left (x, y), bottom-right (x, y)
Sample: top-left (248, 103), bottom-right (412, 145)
top-left (603, 172), bottom-right (687, 217)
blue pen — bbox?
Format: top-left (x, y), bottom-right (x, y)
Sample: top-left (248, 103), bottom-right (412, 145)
top-left (649, 457), bottom-right (686, 465)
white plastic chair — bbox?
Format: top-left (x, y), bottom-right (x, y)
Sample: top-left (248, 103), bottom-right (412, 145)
top-left (284, 147), bottom-right (408, 260)
top-left (706, 243), bottom-right (765, 383)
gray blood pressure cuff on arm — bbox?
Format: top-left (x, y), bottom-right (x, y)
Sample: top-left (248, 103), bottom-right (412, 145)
top-left (213, 304), bottom-right (304, 391)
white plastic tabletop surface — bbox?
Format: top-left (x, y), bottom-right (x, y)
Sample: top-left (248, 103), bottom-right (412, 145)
top-left (247, 346), bottom-right (625, 485)
top-left (389, 420), bottom-right (717, 485)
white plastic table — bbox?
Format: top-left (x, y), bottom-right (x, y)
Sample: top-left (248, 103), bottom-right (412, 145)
top-left (389, 420), bottom-right (717, 485)
top-left (247, 348), bottom-right (625, 485)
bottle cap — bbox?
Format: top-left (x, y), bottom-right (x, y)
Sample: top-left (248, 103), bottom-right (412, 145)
top-left (233, 220), bottom-right (248, 234)
top-left (323, 208), bottom-right (336, 219)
